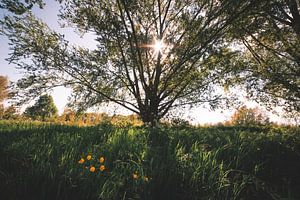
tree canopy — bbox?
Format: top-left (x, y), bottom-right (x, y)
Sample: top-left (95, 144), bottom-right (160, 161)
top-left (0, 0), bottom-right (260, 124)
top-left (24, 94), bottom-right (58, 121)
top-left (0, 0), bottom-right (45, 15)
top-left (230, 0), bottom-right (300, 113)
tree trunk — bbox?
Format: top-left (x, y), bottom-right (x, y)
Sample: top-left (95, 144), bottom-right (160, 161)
top-left (140, 107), bottom-right (160, 126)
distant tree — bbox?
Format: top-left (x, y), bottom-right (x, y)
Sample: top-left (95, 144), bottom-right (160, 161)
top-left (1, 0), bottom-right (259, 125)
top-left (0, 76), bottom-right (18, 120)
top-left (0, 76), bottom-right (8, 103)
top-left (24, 94), bottom-right (58, 121)
top-left (60, 109), bottom-right (110, 125)
top-left (0, 104), bottom-right (4, 119)
top-left (170, 118), bottom-right (190, 127)
top-left (230, 105), bottom-right (270, 126)
top-left (60, 108), bottom-right (76, 122)
top-left (2, 105), bottom-right (18, 120)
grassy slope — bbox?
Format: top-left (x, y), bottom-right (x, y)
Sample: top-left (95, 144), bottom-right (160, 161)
top-left (0, 120), bottom-right (300, 200)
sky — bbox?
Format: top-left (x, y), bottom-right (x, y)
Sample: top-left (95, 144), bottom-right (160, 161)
top-left (0, 1), bottom-right (290, 124)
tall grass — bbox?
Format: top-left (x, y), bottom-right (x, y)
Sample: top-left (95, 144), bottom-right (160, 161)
top-left (0, 120), bottom-right (299, 199)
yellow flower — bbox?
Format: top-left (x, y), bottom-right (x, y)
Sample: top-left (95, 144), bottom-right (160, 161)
top-left (87, 155), bottom-right (92, 160)
top-left (144, 176), bottom-right (149, 182)
top-left (100, 165), bottom-right (105, 171)
top-left (99, 157), bottom-right (105, 163)
top-left (78, 158), bottom-right (85, 164)
top-left (90, 166), bottom-right (96, 172)
top-left (133, 173), bottom-right (138, 179)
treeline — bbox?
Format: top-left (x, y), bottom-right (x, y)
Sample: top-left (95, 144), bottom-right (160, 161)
top-left (0, 76), bottom-right (293, 126)
top-left (0, 105), bottom-right (143, 126)
top-left (0, 94), bottom-right (273, 127)
top-left (0, 95), bottom-right (289, 127)
top-left (58, 109), bottom-right (143, 126)
top-left (0, 77), bottom-right (142, 125)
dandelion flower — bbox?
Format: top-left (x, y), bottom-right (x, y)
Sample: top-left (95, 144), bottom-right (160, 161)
top-left (78, 158), bottom-right (85, 164)
top-left (87, 155), bottom-right (92, 160)
top-left (99, 157), bottom-right (105, 163)
top-left (100, 165), bottom-right (105, 171)
top-left (133, 173), bottom-right (138, 179)
top-left (90, 166), bottom-right (96, 172)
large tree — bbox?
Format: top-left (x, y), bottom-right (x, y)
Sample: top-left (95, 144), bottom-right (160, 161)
top-left (1, 0), bottom-right (257, 124)
top-left (230, 0), bottom-right (300, 113)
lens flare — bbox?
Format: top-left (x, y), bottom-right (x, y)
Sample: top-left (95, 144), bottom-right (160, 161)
top-left (153, 40), bottom-right (164, 52)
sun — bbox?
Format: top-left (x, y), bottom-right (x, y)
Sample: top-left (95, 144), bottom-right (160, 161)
top-left (153, 40), bottom-right (165, 52)
top-left (138, 38), bottom-right (168, 56)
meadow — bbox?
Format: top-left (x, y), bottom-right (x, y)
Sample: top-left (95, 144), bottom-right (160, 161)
top-left (0, 120), bottom-right (300, 200)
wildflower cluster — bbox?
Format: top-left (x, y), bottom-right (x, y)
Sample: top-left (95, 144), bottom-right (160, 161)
top-left (78, 154), bottom-right (106, 173)
top-left (132, 171), bottom-right (149, 182)
top-left (78, 154), bottom-right (150, 182)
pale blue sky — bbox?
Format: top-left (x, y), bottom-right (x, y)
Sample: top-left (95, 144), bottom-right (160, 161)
top-left (0, 1), bottom-right (289, 124)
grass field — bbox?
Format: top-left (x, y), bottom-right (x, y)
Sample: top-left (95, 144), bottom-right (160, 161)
top-left (0, 120), bottom-right (300, 200)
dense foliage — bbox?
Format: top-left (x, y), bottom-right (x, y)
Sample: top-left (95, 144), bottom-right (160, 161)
top-left (230, 0), bottom-right (300, 113)
top-left (0, 121), bottom-right (299, 200)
